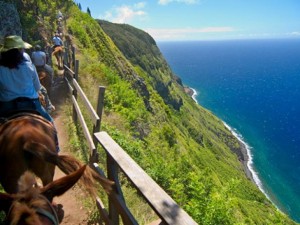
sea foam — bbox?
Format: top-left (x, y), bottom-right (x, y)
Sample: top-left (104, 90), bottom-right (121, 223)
top-left (190, 87), bottom-right (271, 201)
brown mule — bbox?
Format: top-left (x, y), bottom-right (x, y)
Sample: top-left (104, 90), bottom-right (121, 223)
top-left (0, 113), bottom-right (114, 196)
top-left (52, 46), bottom-right (63, 68)
top-left (37, 69), bottom-right (52, 95)
top-left (0, 166), bottom-right (87, 225)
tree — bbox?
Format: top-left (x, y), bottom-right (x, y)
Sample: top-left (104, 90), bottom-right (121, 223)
top-left (87, 7), bottom-right (91, 16)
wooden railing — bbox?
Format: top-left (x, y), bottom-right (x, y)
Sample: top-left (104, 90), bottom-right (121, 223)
top-left (63, 46), bottom-right (197, 225)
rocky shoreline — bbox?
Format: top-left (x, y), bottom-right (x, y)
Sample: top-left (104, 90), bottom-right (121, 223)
top-left (236, 137), bottom-right (255, 183)
top-left (184, 86), bottom-right (255, 184)
top-left (184, 86), bottom-right (195, 97)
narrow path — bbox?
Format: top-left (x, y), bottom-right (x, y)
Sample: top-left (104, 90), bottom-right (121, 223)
top-left (50, 70), bottom-right (90, 224)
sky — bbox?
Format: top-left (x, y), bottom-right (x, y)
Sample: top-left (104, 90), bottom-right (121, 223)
top-left (75, 0), bottom-right (300, 41)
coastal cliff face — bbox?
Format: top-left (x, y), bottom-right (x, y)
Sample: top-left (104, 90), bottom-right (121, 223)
top-left (98, 20), bottom-right (184, 111)
top-left (0, 2), bottom-right (22, 38)
top-left (5, 0), bottom-right (297, 224)
top-left (98, 19), bottom-right (252, 179)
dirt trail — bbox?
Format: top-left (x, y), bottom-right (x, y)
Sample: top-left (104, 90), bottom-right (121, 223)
top-left (50, 71), bottom-right (89, 224)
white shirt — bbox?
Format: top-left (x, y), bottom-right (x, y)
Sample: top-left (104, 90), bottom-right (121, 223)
top-left (31, 51), bottom-right (46, 66)
top-left (0, 61), bottom-right (41, 101)
top-left (23, 52), bottom-right (32, 62)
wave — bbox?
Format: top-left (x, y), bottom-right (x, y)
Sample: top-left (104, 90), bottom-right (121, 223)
top-left (223, 123), bottom-right (264, 190)
top-left (189, 86), bottom-right (272, 202)
top-left (221, 122), bottom-right (287, 214)
top-left (190, 88), bottom-right (198, 103)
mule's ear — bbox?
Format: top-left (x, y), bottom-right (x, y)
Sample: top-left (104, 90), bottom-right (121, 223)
top-left (41, 165), bottom-right (86, 201)
top-left (0, 192), bottom-right (14, 213)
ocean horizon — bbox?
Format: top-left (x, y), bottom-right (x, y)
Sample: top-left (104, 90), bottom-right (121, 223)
top-left (158, 38), bottom-right (300, 222)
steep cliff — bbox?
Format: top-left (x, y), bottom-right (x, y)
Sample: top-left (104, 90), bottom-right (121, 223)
top-left (0, 1), bottom-right (22, 38)
top-left (65, 14), bottom-right (298, 224)
top-left (98, 20), bottom-right (184, 110)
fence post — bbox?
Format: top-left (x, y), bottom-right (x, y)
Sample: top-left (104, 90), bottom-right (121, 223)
top-left (63, 40), bottom-right (69, 67)
top-left (107, 156), bottom-right (121, 225)
top-left (74, 59), bottom-right (79, 81)
top-left (91, 86), bottom-right (106, 163)
top-left (72, 60), bottom-right (79, 123)
top-left (72, 46), bottom-right (76, 70)
top-left (94, 86), bottom-right (105, 134)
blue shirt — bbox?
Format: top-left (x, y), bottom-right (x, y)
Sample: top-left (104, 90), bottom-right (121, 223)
top-left (53, 36), bottom-right (63, 46)
top-left (0, 61), bottom-right (41, 101)
top-left (31, 51), bottom-right (47, 66)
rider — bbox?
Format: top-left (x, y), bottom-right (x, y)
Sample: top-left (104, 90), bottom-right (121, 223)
top-left (52, 32), bottom-right (63, 48)
top-left (0, 35), bottom-right (60, 152)
top-left (31, 44), bottom-right (54, 84)
top-left (0, 35), bottom-right (50, 120)
top-left (52, 33), bottom-right (63, 67)
top-left (30, 46), bottom-right (55, 113)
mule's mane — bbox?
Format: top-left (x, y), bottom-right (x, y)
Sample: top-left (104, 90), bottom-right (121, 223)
top-left (9, 171), bottom-right (53, 225)
top-left (2, 112), bottom-right (52, 125)
top-left (0, 113), bottom-right (54, 131)
top-left (9, 202), bottom-right (43, 225)
top-left (17, 171), bottom-right (40, 193)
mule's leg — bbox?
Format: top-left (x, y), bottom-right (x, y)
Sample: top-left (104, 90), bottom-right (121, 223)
top-left (56, 54), bottom-right (60, 67)
top-left (52, 50), bottom-right (59, 67)
top-left (58, 51), bottom-right (62, 68)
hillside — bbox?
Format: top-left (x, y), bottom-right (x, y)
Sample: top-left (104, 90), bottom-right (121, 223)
top-left (1, 0), bottom-right (298, 224)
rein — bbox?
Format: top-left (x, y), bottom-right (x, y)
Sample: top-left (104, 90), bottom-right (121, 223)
top-left (36, 207), bottom-right (59, 225)
top-left (6, 194), bottom-right (59, 225)
top-left (36, 194), bottom-right (59, 225)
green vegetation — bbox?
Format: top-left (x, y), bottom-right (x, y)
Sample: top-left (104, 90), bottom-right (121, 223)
top-left (3, 0), bottom-right (298, 224)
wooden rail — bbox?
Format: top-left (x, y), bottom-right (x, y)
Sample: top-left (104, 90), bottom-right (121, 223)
top-left (63, 46), bottom-right (197, 225)
top-left (95, 131), bottom-right (197, 225)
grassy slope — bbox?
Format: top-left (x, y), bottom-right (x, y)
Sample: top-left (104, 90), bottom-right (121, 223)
top-left (66, 9), bottom-right (296, 225)
top-left (10, 0), bottom-right (298, 224)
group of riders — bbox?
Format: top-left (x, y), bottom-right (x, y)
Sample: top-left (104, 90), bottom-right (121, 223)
top-left (0, 32), bottom-right (64, 152)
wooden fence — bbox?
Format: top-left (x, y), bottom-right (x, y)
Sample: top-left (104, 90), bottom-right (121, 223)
top-left (62, 45), bottom-right (198, 225)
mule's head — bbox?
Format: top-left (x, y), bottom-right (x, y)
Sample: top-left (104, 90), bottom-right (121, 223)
top-left (0, 165), bottom-right (86, 225)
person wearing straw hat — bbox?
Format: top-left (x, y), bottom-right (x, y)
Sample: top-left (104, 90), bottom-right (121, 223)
top-left (0, 35), bottom-right (60, 152)
top-left (0, 35), bottom-right (49, 118)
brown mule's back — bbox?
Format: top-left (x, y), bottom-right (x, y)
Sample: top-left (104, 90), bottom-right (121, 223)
top-left (0, 113), bottom-right (114, 196)
top-left (0, 113), bottom-right (56, 193)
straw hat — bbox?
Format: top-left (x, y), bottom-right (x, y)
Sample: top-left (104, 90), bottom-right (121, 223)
top-left (0, 35), bottom-right (32, 52)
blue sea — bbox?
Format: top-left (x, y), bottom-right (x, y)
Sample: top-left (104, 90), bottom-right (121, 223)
top-left (158, 39), bottom-right (300, 222)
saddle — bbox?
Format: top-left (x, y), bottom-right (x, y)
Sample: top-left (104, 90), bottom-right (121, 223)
top-left (0, 97), bottom-right (41, 122)
top-left (0, 110), bottom-right (41, 125)
top-left (35, 66), bottom-right (47, 80)
top-left (38, 70), bottom-right (47, 81)
top-left (52, 45), bottom-right (63, 52)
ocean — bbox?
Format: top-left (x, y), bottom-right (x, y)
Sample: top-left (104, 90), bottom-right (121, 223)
top-left (157, 39), bottom-right (300, 222)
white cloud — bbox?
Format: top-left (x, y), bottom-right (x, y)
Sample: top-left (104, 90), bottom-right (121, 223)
top-left (158, 0), bottom-right (199, 5)
top-left (289, 31), bottom-right (300, 36)
top-left (236, 32), bottom-right (300, 39)
top-left (134, 2), bottom-right (146, 9)
top-left (145, 27), bottom-right (235, 40)
top-left (103, 2), bottom-right (146, 23)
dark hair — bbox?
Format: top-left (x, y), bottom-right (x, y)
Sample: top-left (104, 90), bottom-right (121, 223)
top-left (0, 49), bottom-right (25, 69)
